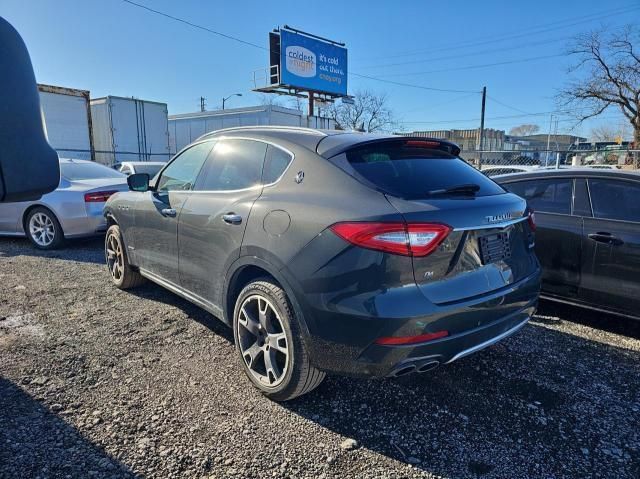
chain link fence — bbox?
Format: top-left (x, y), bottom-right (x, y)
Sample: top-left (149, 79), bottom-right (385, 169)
top-left (54, 146), bottom-right (640, 175)
top-left (463, 149), bottom-right (640, 176)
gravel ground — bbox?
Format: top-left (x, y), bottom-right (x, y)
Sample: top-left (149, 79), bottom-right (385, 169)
top-left (1, 237), bottom-right (639, 479)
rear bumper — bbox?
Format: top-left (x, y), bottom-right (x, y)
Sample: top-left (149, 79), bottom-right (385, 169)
top-left (60, 213), bottom-right (108, 238)
top-left (294, 268), bottom-right (540, 378)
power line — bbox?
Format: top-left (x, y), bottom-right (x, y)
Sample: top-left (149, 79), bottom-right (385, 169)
top-left (349, 72), bottom-right (480, 94)
top-left (123, 0), bottom-right (481, 96)
top-left (372, 54), bottom-right (566, 78)
top-left (122, 0), bottom-right (267, 51)
top-left (487, 96), bottom-right (531, 115)
top-left (399, 109), bottom-right (601, 125)
top-left (354, 36), bottom-right (569, 70)
top-left (399, 92), bottom-right (480, 115)
top-left (357, 4), bottom-right (640, 63)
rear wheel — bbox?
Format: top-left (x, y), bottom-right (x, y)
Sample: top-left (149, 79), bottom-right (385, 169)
top-left (25, 207), bottom-right (64, 249)
top-left (233, 279), bottom-right (325, 401)
top-left (105, 224), bottom-right (145, 289)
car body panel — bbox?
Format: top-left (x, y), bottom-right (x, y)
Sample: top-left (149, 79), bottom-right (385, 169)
top-left (497, 168), bottom-right (640, 319)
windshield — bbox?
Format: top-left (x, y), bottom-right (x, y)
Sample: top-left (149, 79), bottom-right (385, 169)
top-left (60, 162), bottom-right (125, 180)
top-left (344, 142), bottom-right (505, 200)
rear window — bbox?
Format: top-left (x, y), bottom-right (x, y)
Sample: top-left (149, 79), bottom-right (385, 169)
top-left (344, 143), bottom-right (504, 200)
top-left (61, 162), bottom-right (125, 180)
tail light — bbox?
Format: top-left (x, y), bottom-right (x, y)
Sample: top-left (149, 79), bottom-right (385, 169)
top-left (84, 190), bottom-right (118, 203)
top-left (527, 210), bottom-right (536, 232)
top-left (330, 222), bottom-right (451, 257)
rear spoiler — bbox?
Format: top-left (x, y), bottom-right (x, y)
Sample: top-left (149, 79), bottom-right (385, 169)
top-left (317, 135), bottom-right (461, 159)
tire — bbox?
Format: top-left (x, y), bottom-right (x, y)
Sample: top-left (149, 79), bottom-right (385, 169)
top-left (105, 224), bottom-right (145, 289)
top-left (233, 278), bottom-right (325, 401)
top-left (25, 207), bottom-right (64, 250)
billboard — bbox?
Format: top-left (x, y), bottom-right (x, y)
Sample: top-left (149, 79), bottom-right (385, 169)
top-left (279, 29), bottom-right (348, 96)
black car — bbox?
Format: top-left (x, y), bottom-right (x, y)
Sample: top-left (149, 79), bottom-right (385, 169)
top-left (497, 168), bottom-right (640, 320)
top-left (104, 127), bottom-right (540, 401)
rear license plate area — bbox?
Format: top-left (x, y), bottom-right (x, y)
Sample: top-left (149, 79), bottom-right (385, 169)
top-left (479, 232), bottom-right (511, 265)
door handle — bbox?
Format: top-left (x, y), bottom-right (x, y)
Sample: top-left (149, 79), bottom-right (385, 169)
top-left (161, 208), bottom-right (177, 218)
top-left (222, 213), bottom-right (242, 225)
top-left (588, 232), bottom-right (623, 246)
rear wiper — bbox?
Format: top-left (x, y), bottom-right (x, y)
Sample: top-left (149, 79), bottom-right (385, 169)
top-left (425, 183), bottom-right (481, 196)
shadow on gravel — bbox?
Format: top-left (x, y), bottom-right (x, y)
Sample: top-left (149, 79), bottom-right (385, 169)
top-left (538, 299), bottom-right (640, 340)
top-left (0, 237), bottom-right (105, 265)
top-left (125, 282), bottom-right (234, 342)
top-left (283, 322), bottom-right (640, 478)
top-left (0, 377), bottom-right (137, 478)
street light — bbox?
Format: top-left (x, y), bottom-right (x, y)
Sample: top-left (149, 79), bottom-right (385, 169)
top-left (222, 93), bottom-right (242, 110)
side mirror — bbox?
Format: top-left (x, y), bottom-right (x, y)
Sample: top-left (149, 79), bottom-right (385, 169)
top-left (127, 173), bottom-right (149, 192)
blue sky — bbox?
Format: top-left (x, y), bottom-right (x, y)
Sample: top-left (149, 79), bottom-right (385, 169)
top-left (3, 0), bottom-right (639, 138)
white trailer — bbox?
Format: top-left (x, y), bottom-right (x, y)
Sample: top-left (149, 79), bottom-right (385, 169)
top-left (38, 84), bottom-right (94, 161)
top-left (90, 96), bottom-right (170, 166)
top-left (168, 104), bottom-right (335, 154)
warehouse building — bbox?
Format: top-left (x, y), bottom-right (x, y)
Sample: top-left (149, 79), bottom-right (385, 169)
top-left (169, 104), bottom-right (335, 154)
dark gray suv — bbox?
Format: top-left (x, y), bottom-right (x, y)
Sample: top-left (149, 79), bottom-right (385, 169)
top-left (104, 127), bottom-right (540, 401)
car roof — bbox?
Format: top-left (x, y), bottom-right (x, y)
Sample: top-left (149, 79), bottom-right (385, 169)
top-left (198, 126), bottom-right (460, 157)
top-left (120, 161), bottom-right (166, 166)
top-left (58, 158), bottom-right (98, 165)
top-left (494, 167), bottom-right (640, 182)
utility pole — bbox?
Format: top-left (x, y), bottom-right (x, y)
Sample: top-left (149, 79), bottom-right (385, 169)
top-left (199, 96), bottom-right (206, 112)
top-left (478, 86), bottom-right (486, 166)
top-left (546, 114), bottom-right (554, 166)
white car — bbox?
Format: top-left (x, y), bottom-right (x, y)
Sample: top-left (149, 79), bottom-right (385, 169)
top-left (0, 159), bottom-right (128, 249)
top-left (116, 161), bottom-right (166, 177)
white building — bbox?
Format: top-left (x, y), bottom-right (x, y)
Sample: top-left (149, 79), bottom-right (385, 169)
top-left (169, 105), bottom-right (336, 154)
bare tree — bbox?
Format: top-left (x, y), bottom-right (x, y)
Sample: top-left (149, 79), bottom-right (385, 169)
top-left (559, 25), bottom-right (640, 145)
top-left (257, 93), bottom-right (284, 107)
top-left (508, 124), bottom-right (540, 136)
top-left (590, 125), bottom-right (617, 142)
top-left (327, 90), bottom-right (395, 132)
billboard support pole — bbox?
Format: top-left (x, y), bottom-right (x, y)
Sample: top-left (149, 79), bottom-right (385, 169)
top-left (308, 91), bottom-right (314, 117)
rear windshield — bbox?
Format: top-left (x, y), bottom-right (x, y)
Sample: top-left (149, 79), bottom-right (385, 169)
top-left (61, 162), bottom-right (125, 180)
top-left (345, 143), bottom-right (504, 200)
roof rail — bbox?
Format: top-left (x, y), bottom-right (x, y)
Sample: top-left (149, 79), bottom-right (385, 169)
top-left (197, 125), bottom-right (329, 142)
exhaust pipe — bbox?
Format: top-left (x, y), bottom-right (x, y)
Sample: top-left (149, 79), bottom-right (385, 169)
top-left (388, 358), bottom-right (440, 377)
top-left (416, 360), bottom-right (439, 373)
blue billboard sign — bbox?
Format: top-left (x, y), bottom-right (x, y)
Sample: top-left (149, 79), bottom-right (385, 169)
top-left (279, 29), bottom-right (348, 96)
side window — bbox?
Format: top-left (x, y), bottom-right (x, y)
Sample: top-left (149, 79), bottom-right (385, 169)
top-left (588, 179), bottom-right (640, 223)
top-left (157, 141), bottom-right (213, 192)
top-left (504, 178), bottom-right (572, 215)
top-left (196, 139), bottom-right (267, 191)
top-left (263, 145), bottom-right (293, 184)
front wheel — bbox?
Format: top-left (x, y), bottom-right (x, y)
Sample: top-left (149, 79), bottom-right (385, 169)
top-left (233, 279), bottom-right (325, 401)
top-left (105, 224), bottom-right (145, 289)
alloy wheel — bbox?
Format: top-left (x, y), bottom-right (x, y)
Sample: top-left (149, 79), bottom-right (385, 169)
top-left (29, 212), bottom-right (55, 247)
top-left (105, 232), bottom-right (124, 282)
top-left (237, 295), bottom-right (290, 387)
